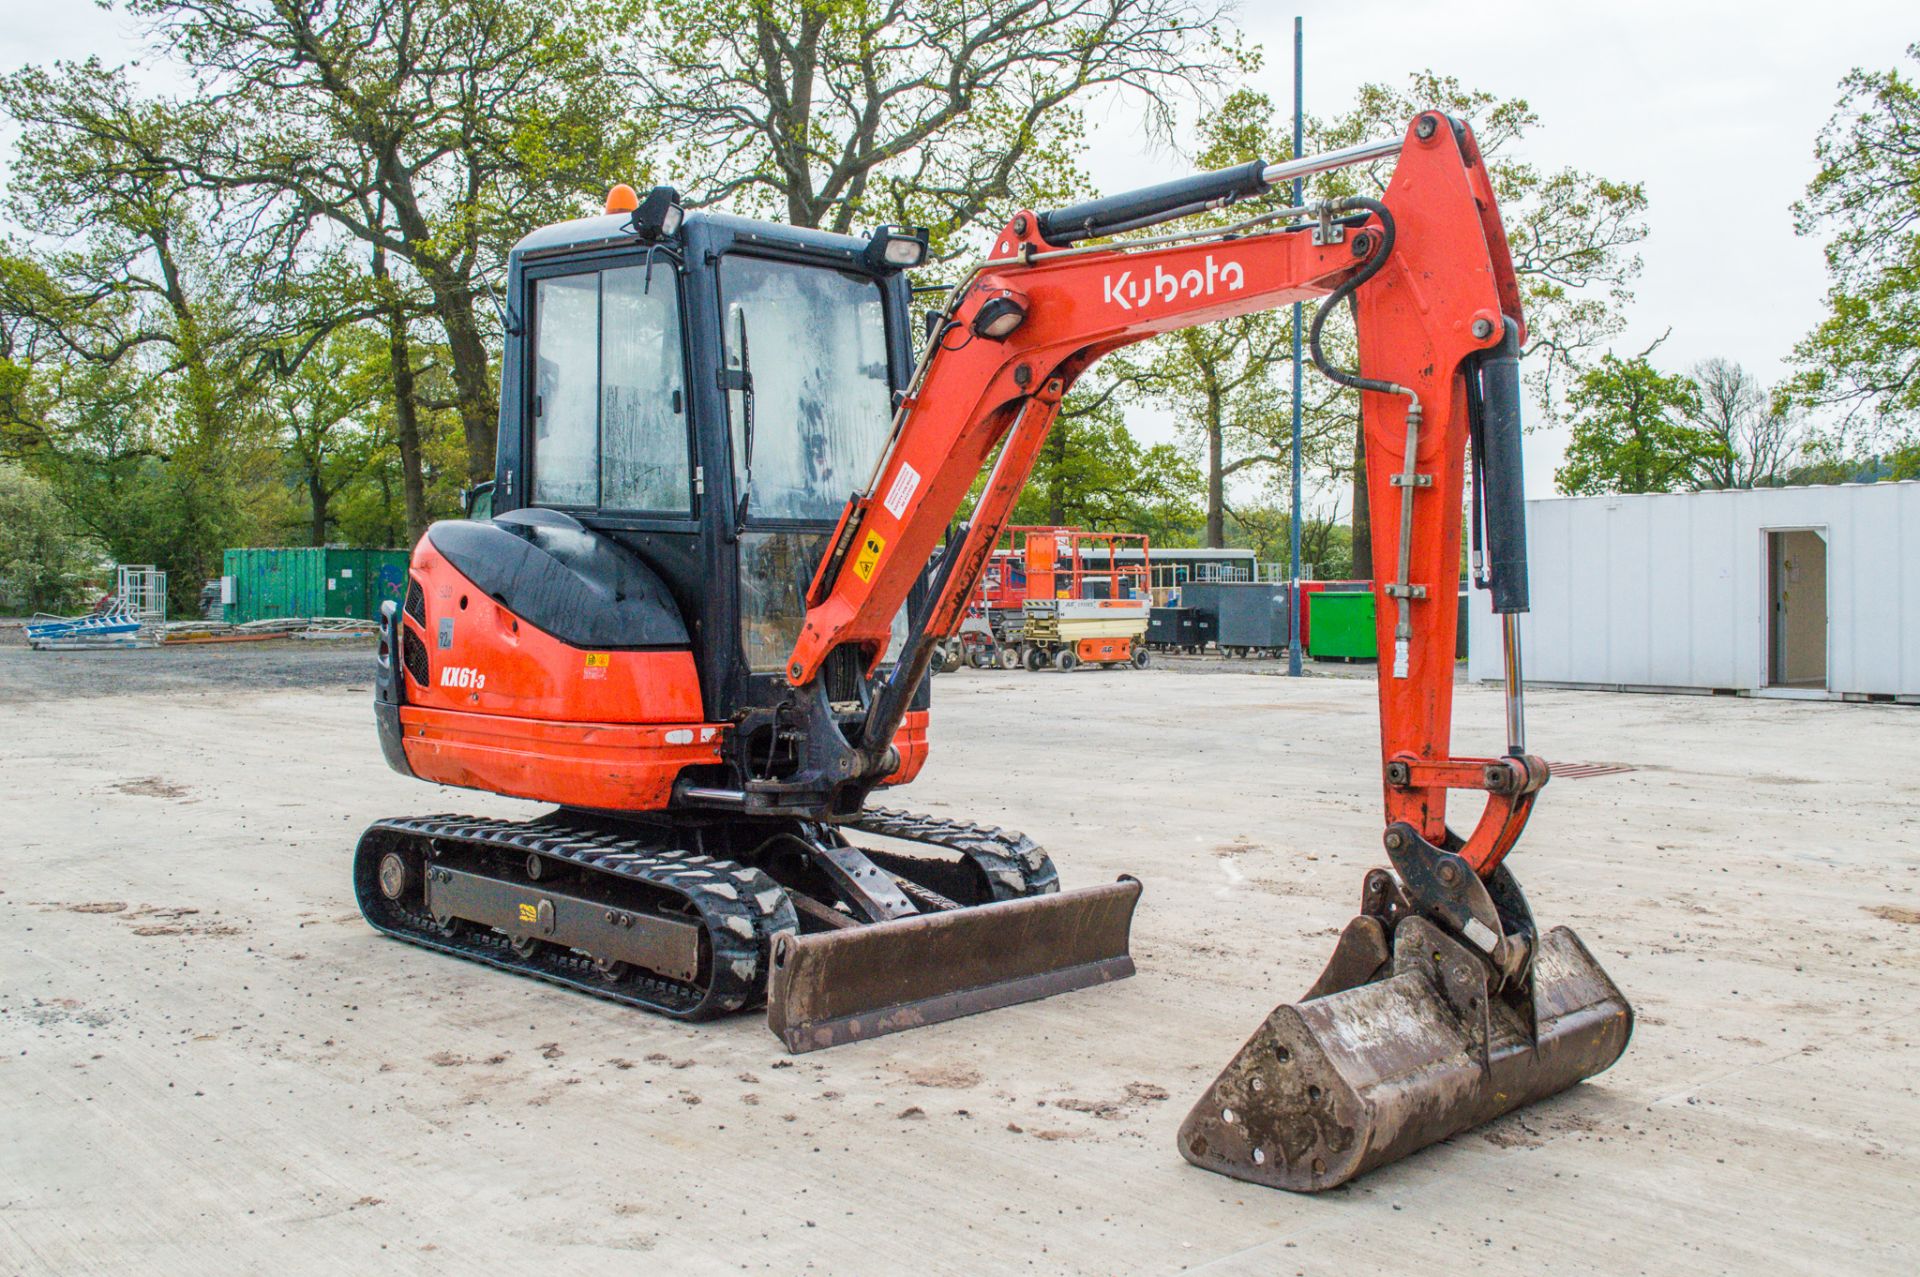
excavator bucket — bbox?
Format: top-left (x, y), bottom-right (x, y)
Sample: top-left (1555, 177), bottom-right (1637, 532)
top-left (1179, 898), bottom-right (1631, 1192)
top-left (767, 877), bottom-right (1141, 1052)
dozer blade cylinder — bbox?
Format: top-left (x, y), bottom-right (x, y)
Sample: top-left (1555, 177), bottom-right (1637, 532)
top-left (767, 877), bottom-right (1141, 1053)
top-left (1179, 916), bottom-right (1631, 1192)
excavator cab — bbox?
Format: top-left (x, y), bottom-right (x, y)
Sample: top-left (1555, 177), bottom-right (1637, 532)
top-left (486, 207), bottom-right (925, 753)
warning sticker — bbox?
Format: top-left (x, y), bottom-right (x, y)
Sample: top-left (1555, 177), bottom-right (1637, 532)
top-left (517, 903), bottom-right (537, 924)
top-left (583, 652), bottom-right (610, 681)
top-left (852, 531), bottom-right (887, 582)
top-left (881, 463), bottom-right (921, 520)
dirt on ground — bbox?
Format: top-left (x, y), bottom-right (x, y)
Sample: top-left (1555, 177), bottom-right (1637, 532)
top-left (0, 635), bottom-right (375, 702)
top-left (1, 646), bottom-right (1916, 1274)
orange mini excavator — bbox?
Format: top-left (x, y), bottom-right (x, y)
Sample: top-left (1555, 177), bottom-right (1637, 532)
top-left (357, 113), bottom-right (1631, 1191)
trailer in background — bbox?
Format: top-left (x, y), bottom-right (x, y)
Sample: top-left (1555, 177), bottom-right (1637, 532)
top-left (1178, 580), bottom-right (1291, 657)
top-left (936, 526), bottom-right (1154, 672)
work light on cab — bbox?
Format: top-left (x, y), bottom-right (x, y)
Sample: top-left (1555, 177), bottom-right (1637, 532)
top-left (865, 225), bottom-right (929, 271)
top-left (630, 185), bottom-right (685, 240)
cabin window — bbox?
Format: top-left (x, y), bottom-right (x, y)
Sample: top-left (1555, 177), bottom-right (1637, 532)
top-left (530, 264), bottom-right (692, 514)
top-left (717, 255), bottom-right (891, 524)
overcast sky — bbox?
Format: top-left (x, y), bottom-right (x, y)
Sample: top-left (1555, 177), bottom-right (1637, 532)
top-left (1072, 0), bottom-right (1915, 495)
top-left (2, 1), bottom-right (1913, 499)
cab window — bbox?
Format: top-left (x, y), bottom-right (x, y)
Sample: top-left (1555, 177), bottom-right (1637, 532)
top-left (718, 256), bottom-right (892, 524)
top-left (530, 264), bottom-right (692, 514)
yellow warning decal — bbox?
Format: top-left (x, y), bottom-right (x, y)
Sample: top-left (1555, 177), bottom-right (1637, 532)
top-left (517, 902), bottom-right (537, 923)
top-left (584, 653), bottom-right (610, 668)
top-left (852, 530), bottom-right (886, 583)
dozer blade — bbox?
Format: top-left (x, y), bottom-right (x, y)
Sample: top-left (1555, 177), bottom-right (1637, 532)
top-left (767, 877), bottom-right (1141, 1053)
top-left (1179, 914), bottom-right (1631, 1192)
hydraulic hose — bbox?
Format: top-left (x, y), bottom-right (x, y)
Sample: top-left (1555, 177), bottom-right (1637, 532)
top-left (1306, 196), bottom-right (1406, 400)
top-left (1304, 196), bottom-right (1425, 679)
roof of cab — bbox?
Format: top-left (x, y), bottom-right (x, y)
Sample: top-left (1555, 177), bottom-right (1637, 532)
top-left (512, 207), bottom-right (872, 260)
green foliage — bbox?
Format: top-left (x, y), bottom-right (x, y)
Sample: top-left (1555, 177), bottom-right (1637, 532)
top-left (128, 0), bottom-right (642, 481)
top-left (0, 60), bottom-right (286, 609)
top-left (0, 0), bottom-right (1240, 586)
top-left (624, 0), bottom-right (1246, 254)
top-left (1314, 72), bottom-right (1649, 413)
top-left (1221, 503), bottom-right (1352, 578)
top-left (275, 327), bottom-right (394, 545)
top-left (0, 463), bottom-right (106, 612)
top-left (1005, 386), bottom-right (1203, 541)
top-left (1554, 354), bottom-right (1716, 495)
top-left (1784, 43), bottom-right (1920, 464)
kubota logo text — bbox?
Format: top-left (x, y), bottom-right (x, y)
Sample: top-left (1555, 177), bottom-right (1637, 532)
top-left (1103, 254), bottom-right (1246, 312)
top-left (440, 666), bottom-right (486, 690)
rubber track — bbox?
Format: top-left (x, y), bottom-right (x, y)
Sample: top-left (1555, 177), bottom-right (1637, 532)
top-left (354, 814), bottom-right (798, 1019)
top-left (849, 806), bottom-right (1060, 900)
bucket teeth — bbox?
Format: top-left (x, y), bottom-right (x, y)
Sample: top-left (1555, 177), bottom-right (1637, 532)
top-left (1180, 914), bottom-right (1632, 1192)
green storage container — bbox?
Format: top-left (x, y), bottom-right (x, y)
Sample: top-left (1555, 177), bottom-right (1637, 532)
top-left (1306, 589), bottom-right (1378, 660)
top-left (223, 547), bottom-right (411, 623)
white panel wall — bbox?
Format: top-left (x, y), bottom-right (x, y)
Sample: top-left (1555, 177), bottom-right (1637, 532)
top-left (1468, 482), bottom-right (1920, 698)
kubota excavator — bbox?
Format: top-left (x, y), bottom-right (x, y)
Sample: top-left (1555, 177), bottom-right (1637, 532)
top-left (357, 112), bottom-right (1632, 1192)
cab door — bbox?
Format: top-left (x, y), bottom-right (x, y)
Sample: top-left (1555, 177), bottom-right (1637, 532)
top-left (715, 253), bottom-right (903, 687)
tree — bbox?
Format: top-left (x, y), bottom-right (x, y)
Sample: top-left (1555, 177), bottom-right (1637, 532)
top-left (0, 463), bottom-right (106, 612)
top-left (1554, 353), bottom-right (1714, 495)
top-left (1111, 90), bottom-right (1353, 547)
top-left (622, 0), bottom-right (1242, 252)
top-left (131, 0), bottom-right (641, 481)
top-left (369, 240), bottom-right (433, 542)
top-left (275, 329), bottom-right (390, 545)
top-left (1686, 358), bottom-right (1805, 488)
top-left (0, 59), bottom-right (286, 607)
top-left (1785, 43), bottom-right (1920, 440)
top-left (1006, 384), bottom-right (1202, 540)
top-left (1221, 496), bottom-right (1350, 577)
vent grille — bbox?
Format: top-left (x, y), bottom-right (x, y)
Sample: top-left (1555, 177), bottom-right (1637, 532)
top-left (402, 628), bottom-right (429, 688)
top-left (404, 576), bottom-right (426, 625)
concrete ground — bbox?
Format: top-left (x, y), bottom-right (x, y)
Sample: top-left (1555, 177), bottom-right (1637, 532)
top-left (2, 646), bottom-right (1915, 1275)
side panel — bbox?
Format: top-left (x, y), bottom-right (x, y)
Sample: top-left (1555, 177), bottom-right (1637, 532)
top-left (402, 539), bottom-right (702, 723)
top-left (396, 705), bottom-right (929, 808)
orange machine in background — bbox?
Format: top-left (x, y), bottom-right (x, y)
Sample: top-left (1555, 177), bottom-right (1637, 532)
top-left (1018, 528), bottom-right (1152, 670)
top-left (938, 526), bottom-right (1154, 671)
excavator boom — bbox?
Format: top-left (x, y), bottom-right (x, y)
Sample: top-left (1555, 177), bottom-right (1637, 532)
top-left (777, 112), bottom-right (1631, 1189)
